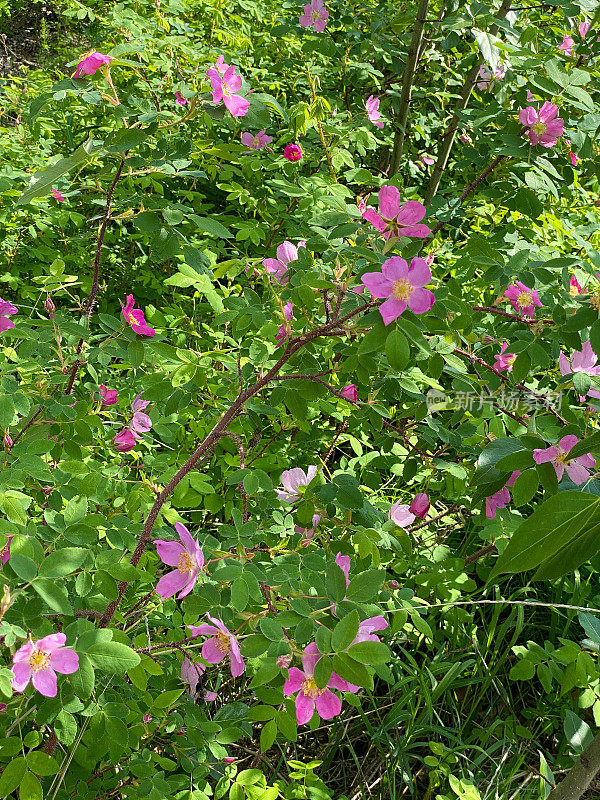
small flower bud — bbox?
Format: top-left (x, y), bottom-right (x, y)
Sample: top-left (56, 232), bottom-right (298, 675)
top-left (45, 296), bottom-right (55, 316)
top-left (3, 434), bottom-right (12, 449)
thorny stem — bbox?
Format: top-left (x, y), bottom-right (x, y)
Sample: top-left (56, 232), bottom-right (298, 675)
top-left (473, 306), bottom-right (555, 325)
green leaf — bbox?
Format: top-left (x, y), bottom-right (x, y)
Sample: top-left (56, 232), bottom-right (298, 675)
top-left (0, 756), bottom-right (26, 797)
top-left (0, 492), bottom-right (28, 526)
top-left (564, 710), bottom-right (593, 753)
top-left (331, 653), bottom-right (373, 689)
top-left (326, 562), bottom-right (347, 603)
top-left (260, 719), bottom-right (277, 752)
top-left (313, 654), bottom-right (333, 689)
top-left (347, 640), bottom-right (390, 665)
top-left (87, 641), bottom-right (141, 673)
top-left (38, 547), bottom-right (87, 578)
top-left (9, 554), bottom-right (37, 581)
top-left (153, 689), bottom-right (184, 709)
top-left (579, 611), bottom-right (600, 647)
top-left (490, 492), bottom-right (600, 580)
top-left (32, 579), bottom-right (73, 615)
top-left (275, 709), bottom-right (297, 742)
top-left (70, 653), bottom-right (95, 699)
top-left (386, 330), bottom-right (410, 371)
top-left (25, 751), bottom-right (60, 776)
top-left (511, 470), bottom-right (539, 507)
top-left (346, 569), bottom-right (384, 602)
top-left (259, 617), bottom-right (285, 641)
top-left (331, 611), bottom-right (360, 652)
top-left (191, 215), bottom-right (233, 238)
top-left (0, 397), bottom-right (15, 428)
top-left (63, 495), bottom-right (88, 525)
top-left (17, 139), bottom-right (103, 205)
top-left (18, 771), bottom-right (43, 800)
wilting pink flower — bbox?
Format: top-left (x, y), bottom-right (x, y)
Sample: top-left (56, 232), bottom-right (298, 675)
top-left (461, 133), bottom-right (472, 144)
top-left (485, 471), bottom-right (520, 519)
top-left (340, 384), bottom-right (357, 402)
top-left (204, 690), bottom-right (218, 701)
top-left (351, 616), bottom-right (388, 644)
top-left (494, 342), bottom-right (517, 372)
top-left (174, 91), bottom-right (189, 106)
top-left (477, 63), bottom-right (507, 90)
top-left (526, 89), bottom-right (535, 101)
top-left (424, 253), bottom-right (435, 267)
top-left (362, 186), bottom-right (431, 240)
top-left (0, 705), bottom-right (8, 713)
top-left (409, 493), bottom-right (430, 519)
top-left (155, 522), bottom-right (204, 599)
top-left (579, 21), bottom-right (591, 38)
top-left (122, 295), bottom-right (155, 337)
top-left (295, 513), bottom-right (321, 545)
top-left (0, 536), bottom-right (12, 565)
top-left (558, 35), bottom-right (575, 55)
top-left (299, 0), bottom-right (329, 31)
top-left (240, 130), bottom-right (272, 150)
top-left (206, 65), bottom-right (249, 118)
top-left (130, 393), bottom-right (152, 439)
top-left (113, 429), bottom-right (137, 451)
top-left (283, 642), bottom-right (356, 725)
top-left (519, 103), bottom-right (564, 148)
top-left (277, 466), bottom-right (317, 503)
top-left (276, 302), bottom-right (294, 346)
top-left (558, 341), bottom-right (600, 401)
top-left (389, 501), bottom-right (415, 528)
top-left (99, 384), bottom-right (118, 407)
top-left (73, 52), bottom-right (113, 79)
top-left (51, 189), bottom-right (65, 202)
top-left (570, 150), bottom-right (578, 167)
top-left (263, 241), bottom-right (305, 284)
top-left (365, 95), bottom-right (384, 129)
top-left (419, 155), bottom-right (434, 167)
top-left (0, 299), bottom-right (17, 332)
top-left (361, 256), bottom-right (435, 326)
top-left (534, 435), bottom-right (595, 484)
top-left (44, 296), bottom-right (55, 316)
top-left (570, 276), bottom-right (585, 295)
top-left (504, 282), bottom-right (542, 317)
top-left (188, 615), bottom-right (245, 677)
top-left (284, 144), bottom-right (303, 161)
top-left (11, 633), bottom-right (78, 697)
top-left (335, 552), bottom-right (351, 587)
top-left (181, 656), bottom-right (206, 697)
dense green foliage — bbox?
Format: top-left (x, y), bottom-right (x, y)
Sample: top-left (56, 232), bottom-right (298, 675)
top-left (1, 0), bottom-right (600, 798)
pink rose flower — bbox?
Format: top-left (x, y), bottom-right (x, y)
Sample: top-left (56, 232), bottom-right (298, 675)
top-left (99, 384), bottom-right (118, 407)
top-left (409, 492), bottom-right (430, 519)
top-left (494, 342), bottom-right (516, 372)
top-left (526, 89), bottom-right (535, 101)
top-left (275, 302), bottom-right (294, 346)
top-left (485, 471), bottom-right (520, 519)
top-left (283, 642), bottom-right (356, 725)
top-left (558, 35), bottom-right (575, 55)
top-left (284, 144), bottom-right (303, 161)
top-left (11, 633), bottom-right (79, 697)
top-left (122, 294), bottom-right (155, 337)
top-left (533, 435), bottom-right (595, 484)
top-left (570, 276), bottom-right (585, 296)
top-left (361, 256), bottom-right (435, 326)
top-left (335, 552), bottom-right (351, 587)
top-left (340, 384), bottom-right (357, 402)
top-left (130, 393), bottom-right (152, 440)
top-left (0, 299), bottom-right (17, 332)
top-left (113, 429), bottom-right (137, 452)
top-left (262, 241), bottom-right (306, 284)
top-left (299, 0), bottom-right (329, 32)
top-left (351, 616), bottom-right (388, 644)
top-left (174, 91), bottom-right (189, 106)
top-left (240, 130), bottom-right (272, 150)
top-left (72, 52), bottom-right (113, 79)
top-left (51, 189), bottom-right (65, 202)
top-left (419, 154), bottom-right (434, 167)
top-left (188, 615), bottom-right (245, 677)
top-left (155, 522), bottom-right (204, 599)
top-left (504, 282), bottom-right (542, 317)
top-left (362, 185), bottom-right (431, 240)
top-left (277, 466), bottom-right (317, 503)
top-left (181, 656), bottom-right (206, 697)
top-left (365, 95), bottom-right (384, 129)
top-left (519, 103), bottom-right (564, 148)
top-left (206, 65), bottom-right (249, 118)
top-left (579, 21), bottom-right (591, 38)
top-left (389, 501), bottom-right (415, 528)
top-left (558, 341), bottom-right (600, 401)
top-left (212, 55), bottom-right (229, 74)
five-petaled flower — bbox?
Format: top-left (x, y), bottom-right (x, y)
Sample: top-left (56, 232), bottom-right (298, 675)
top-left (0, 299), bottom-right (17, 332)
top-left (533, 435), bottom-right (595, 485)
top-left (263, 241), bottom-right (306, 284)
top-left (155, 522), bottom-right (204, 599)
top-left (494, 342), bottom-right (517, 372)
top-left (130, 393), bottom-right (152, 440)
top-left (11, 633), bottom-right (79, 697)
top-left (283, 642), bottom-right (356, 725)
top-left (361, 185), bottom-right (431, 240)
top-left (519, 103), bottom-right (564, 148)
top-left (361, 256), bottom-right (435, 326)
top-left (73, 51), bottom-right (113, 79)
top-left (241, 130), bottom-right (272, 150)
top-left (188, 615), bottom-right (245, 677)
top-left (558, 35), bottom-right (575, 55)
top-left (504, 282), bottom-right (542, 317)
top-left (206, 65), bottom-right (249, 118)
top-left (122, 295), bottom-right (155, 337)
top-left (365, 95), bottom-right (384, 129)
top-left (284, 144), bottom-right (303, 161)
top-left (277, 466), bottom-right (317, 503)
top-left (299, 0), bottom-right (329, 31)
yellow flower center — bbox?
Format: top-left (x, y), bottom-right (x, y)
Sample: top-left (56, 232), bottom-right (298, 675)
top-left (570, 285), bottom-right (580, 296)
top-left (128, 313), bottom-right (137, 325)
top-left (392, 278), bottom-right (413, 301)
top-left (223, 85), bottom-right (232, 98)
top-left (516, 291), bottom-right (532, 308)
top-left (531, 121), bottom-right (547, 136)
top-left (29, 650), bottom-right (50, 673)
top-left (507, 355), bottom-right (516, 366)
top-left (215, 632), bottom-right (231, 654)
top-left (555, 452), bottom-right (570, 465)
top-left (301, 677), bottom-right (324, 698)
top-left (253, 136), bottom-right (260, 147)
top-left (590, 293), bottom-right (600, 312)
top-left (312, 9), bottom-right (320, 20)
top-left (178, 553), bottom-right (193, 574)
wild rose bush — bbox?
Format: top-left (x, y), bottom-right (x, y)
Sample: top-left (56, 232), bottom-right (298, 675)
top-left (0, 0), bottom-right (599, 798)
